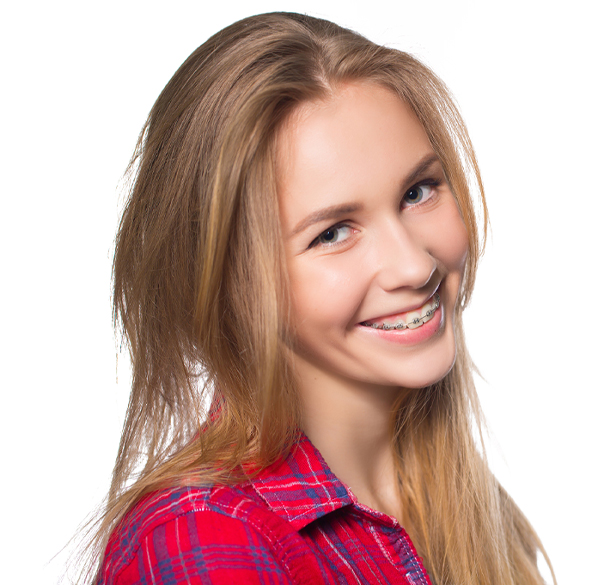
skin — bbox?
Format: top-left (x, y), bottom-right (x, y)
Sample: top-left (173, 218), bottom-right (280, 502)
top-left (277, 82), bottom-right (469, 522)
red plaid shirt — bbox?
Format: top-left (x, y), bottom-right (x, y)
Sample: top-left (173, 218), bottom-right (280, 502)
top-left (98, 434), bottom-right (431, 584)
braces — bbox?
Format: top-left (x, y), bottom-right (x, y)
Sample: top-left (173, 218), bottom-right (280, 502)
top-left (364, 293), bottom-right (440, 330)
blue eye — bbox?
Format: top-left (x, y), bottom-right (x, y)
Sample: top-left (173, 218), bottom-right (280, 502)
top-left (313, 224), bottom-right (352, 247)
top-left (403, 184), bottom-right (433, 207)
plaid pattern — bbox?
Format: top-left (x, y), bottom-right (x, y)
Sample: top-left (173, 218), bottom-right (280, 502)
top-left (98, 435), bottom-right (431, 584)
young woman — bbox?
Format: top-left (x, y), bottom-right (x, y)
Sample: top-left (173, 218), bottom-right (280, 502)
top-left (90, 12), bottom-right (554, 585)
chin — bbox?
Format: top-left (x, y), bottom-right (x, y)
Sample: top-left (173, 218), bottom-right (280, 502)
top-left (364, 326), bottom-right (459, 390)
top-left (393, 350), bottom-right (456, 389)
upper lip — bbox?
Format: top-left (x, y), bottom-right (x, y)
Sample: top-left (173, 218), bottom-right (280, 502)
top-left (359, 283), bottom-right (441, 324)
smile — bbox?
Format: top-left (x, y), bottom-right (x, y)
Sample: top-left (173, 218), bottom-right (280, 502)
top-left (361, 293), bottom-right (441, 330)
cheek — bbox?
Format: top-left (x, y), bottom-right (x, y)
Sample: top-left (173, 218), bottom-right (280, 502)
top-left (288, 256), bottom-right (365, 328)
top-left (430, 205), bottom-right (469, 272)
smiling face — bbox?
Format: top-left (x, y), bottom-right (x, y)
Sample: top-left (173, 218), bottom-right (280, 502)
top-left (277, 82), bottom-right (468, 393)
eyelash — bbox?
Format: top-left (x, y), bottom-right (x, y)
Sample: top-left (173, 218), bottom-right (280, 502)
top-left (308, 177), bottom-right (442, 249)
top-left (308, 223), bottom-right (354, 249)
top-left (401, 179), bottom-right (441, 209)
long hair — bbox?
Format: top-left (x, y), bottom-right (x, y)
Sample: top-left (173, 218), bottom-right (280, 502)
top-left (86, 12), bottom-right (553, 585)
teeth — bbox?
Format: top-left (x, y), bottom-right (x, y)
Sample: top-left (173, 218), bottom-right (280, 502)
top-left (385, 319), bottom-right (406, 329)
top-left (420, 302), bottom-right (434, 324)
top-left (406, 311), bottom-right (424, 329)
top-left (363, 293), bottom-right (440, 331)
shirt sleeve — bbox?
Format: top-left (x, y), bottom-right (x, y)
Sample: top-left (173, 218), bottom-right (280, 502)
top-left (110, 509), bottom-right (294, 585)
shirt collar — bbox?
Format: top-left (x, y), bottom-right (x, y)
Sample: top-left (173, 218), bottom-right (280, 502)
top-left (248, 433), bottom-right (355, 531)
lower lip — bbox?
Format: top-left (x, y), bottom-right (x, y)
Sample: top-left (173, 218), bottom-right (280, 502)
top-left (357, 300), bottom-right (443, 346)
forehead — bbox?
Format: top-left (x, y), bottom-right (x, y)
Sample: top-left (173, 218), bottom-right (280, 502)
top-left (276, 82), bottom-right (435, 223)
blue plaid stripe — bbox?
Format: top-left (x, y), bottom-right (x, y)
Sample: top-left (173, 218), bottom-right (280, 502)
top-left (98, 434), bottom-right (431, 585)
top-left (250, 440), bottom-right (353, 529)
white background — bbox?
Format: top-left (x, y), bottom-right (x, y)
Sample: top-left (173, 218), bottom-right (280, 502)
top-left (2, 1), bottom-right (595, 583)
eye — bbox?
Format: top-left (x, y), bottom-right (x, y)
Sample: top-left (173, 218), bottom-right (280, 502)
top-left (402, 183), bottom-right (436, 208)
top-left (310, 224), bottom-right (353, 248)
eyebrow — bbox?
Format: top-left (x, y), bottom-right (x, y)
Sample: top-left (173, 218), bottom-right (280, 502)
top-left (288, 153), bottom-right (442, 238)
top-left (290, 203), bottom-right (363, 237)
top-left (402, 153), bottom-right (442, 187)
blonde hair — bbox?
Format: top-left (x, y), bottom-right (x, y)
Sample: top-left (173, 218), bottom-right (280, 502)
top-left (87, 12), bottom-right (553, 585)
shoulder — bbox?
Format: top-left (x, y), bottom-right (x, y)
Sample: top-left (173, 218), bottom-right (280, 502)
top-left (98, 485), bottom-right (298, 585)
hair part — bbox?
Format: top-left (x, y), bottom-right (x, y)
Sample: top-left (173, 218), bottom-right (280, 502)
top-left (80, 12), bottom-right (553, 585)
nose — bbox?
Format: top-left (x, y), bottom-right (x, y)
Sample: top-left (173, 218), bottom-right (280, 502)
top-left (372, 219), bottom-right (436, 292)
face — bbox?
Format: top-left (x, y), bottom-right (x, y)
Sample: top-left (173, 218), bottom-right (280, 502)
top-left (277, 82), bottom-right (468, 391)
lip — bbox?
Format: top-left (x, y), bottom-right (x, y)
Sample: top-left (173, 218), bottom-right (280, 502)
top-left (357, 298), bottom-right (443, 346)
top-left (358, 284), bottom-right (441, 325)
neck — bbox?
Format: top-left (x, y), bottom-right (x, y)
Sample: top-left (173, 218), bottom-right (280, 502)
top-left (295, 356), bottom-right (406, 523)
